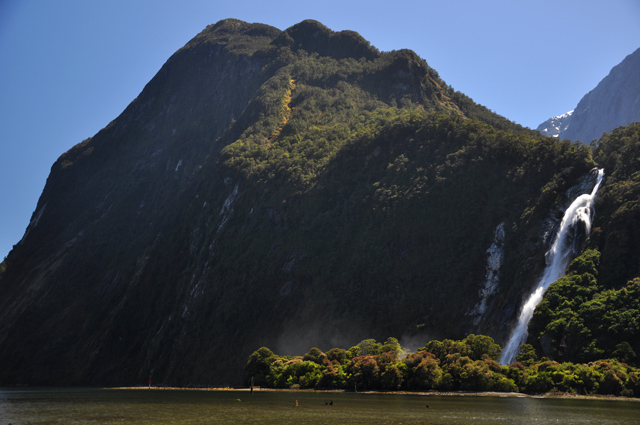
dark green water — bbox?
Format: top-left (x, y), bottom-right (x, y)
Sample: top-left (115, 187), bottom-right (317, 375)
top-left (1, 388), bottom-right (639, 424)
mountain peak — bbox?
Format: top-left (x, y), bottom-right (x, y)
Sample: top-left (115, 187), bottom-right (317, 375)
top-left (206, 18), bottom-right (280, 36)
top-left (275, 19), bottom-right (380, 60)
top-left (536, 110), bottom-right (573, 137)
top-left (0, 18), bottom-right (577, 387)
top-left (185, 19), bottom-right (280, 55)
top-left (538, 47), bottom-right (640, 143)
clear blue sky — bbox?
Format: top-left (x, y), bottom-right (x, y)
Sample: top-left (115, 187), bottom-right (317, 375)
top-left (1, 0), bottom-right (639, 260)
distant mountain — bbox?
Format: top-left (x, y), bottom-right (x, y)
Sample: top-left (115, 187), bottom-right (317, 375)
top-left (536, 110), bottom-right (572, 138)
top-left (538, 47), bottom-right (640, 142)
top-left (1, 19), bottom-right (639, 387)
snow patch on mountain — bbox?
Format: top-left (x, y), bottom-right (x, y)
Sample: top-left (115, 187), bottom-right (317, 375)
top-left (536, 110), bottom-right (573, 137)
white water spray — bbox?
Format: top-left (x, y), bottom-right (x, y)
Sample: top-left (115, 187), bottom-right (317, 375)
top-left (500, 169), bottom-right (604, 365)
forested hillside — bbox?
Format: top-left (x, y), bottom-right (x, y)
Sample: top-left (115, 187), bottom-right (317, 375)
top-left (0, 19), bottom-right (637, 387)
top-left (528, 123), bottom-right (640, 363)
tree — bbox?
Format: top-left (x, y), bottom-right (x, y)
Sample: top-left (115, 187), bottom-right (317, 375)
top-left (515, 344), bottom-right (538, 366)
top-left (612, 342), bottom-right (637, 364)
top-left (297, 361), bottom-right (323, 388)
top-left (380, 364), bottom-right (404, 390)
top-left (326, 347), bottom-right (348, 365)
top-left (422, 340), bottom-right (446, 362)
top-left (408, 356), bottom-right (442, 390)
top-left (347, 345), bottom-right (362, 359)
top-left (319, 363), bottom-right (347, 389)
top-left (358, 339), bottom-right (383, 356)
top-left (506, 362), bottom-right (526, 388)
top-left (442, 339), bottom-right (470, 358)
top-left (347, 356), bottom-right (380, 390)
top-left (492, 377), bottom-right (518, 392)
top-left (381, 337), bottom-right (402, 354)
top-left (601, 369), bottom-right (624, 395)
top-left (245, 347), bottom-right (276, 386)
top-left (460, 360), bottom-right (493, 391)
top-left (522, 372), bottom-right (553, 394)
top-left (303, 347), bottom-right (327, 364)
top-left (463, 334), bottom-right (502, 361)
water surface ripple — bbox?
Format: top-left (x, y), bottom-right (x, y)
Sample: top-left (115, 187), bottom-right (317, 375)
top-left (1, 388), bottom-right (638, 424)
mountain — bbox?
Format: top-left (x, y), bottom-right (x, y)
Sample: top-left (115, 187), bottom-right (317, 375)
top-left (536, 110), bottom-right (572, 138)
top-left (537, 47), bottom-right (640, 143)
top-left (0, 19), bottom-right (638, 387)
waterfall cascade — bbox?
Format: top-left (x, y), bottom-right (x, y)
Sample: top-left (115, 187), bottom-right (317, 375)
top-left (500, 169), bottom-right (604, 365)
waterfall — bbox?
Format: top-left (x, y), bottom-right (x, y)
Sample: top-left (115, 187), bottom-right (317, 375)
top-left (500, 169), bottom-right (604, 365)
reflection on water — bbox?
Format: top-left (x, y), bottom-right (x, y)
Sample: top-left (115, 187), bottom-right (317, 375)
top-left (0, 388), bottom-right (639, 424)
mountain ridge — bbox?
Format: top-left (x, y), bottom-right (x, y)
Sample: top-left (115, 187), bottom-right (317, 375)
top-left (538, 47), bottom-right (640, 142)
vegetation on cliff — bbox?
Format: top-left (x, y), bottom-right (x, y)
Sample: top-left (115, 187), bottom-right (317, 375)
top-left (526, 123), bottom-right (640, 364)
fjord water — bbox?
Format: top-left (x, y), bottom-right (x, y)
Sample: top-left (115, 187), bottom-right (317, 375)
top-left (1, 388), bottom-right (639, 424)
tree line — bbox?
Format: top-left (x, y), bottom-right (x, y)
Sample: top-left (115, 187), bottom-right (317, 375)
top-left (246, 334), bottom-right (639, 397)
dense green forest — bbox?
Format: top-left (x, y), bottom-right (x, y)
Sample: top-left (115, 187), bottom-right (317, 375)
top-left (246, 334), bottom-right (639, 397)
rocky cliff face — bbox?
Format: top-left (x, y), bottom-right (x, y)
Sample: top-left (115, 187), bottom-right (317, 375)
top-left (538, 48), bottom-right (640, 143)
top-left (0, 18), bottom-right (281, 386)
top-left (0, 19), bottom-right (597, 386)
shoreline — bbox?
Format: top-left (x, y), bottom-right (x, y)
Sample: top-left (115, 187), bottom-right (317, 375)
top-left (106, 386), bottom-right (640, 402)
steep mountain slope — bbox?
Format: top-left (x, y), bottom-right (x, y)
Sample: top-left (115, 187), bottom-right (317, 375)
top-left (528, 123), bottom-right (640, 362)
top-left (0, 19), bottom-right (601, 386)
top-left (538, 48), bottom-right (640, 143)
